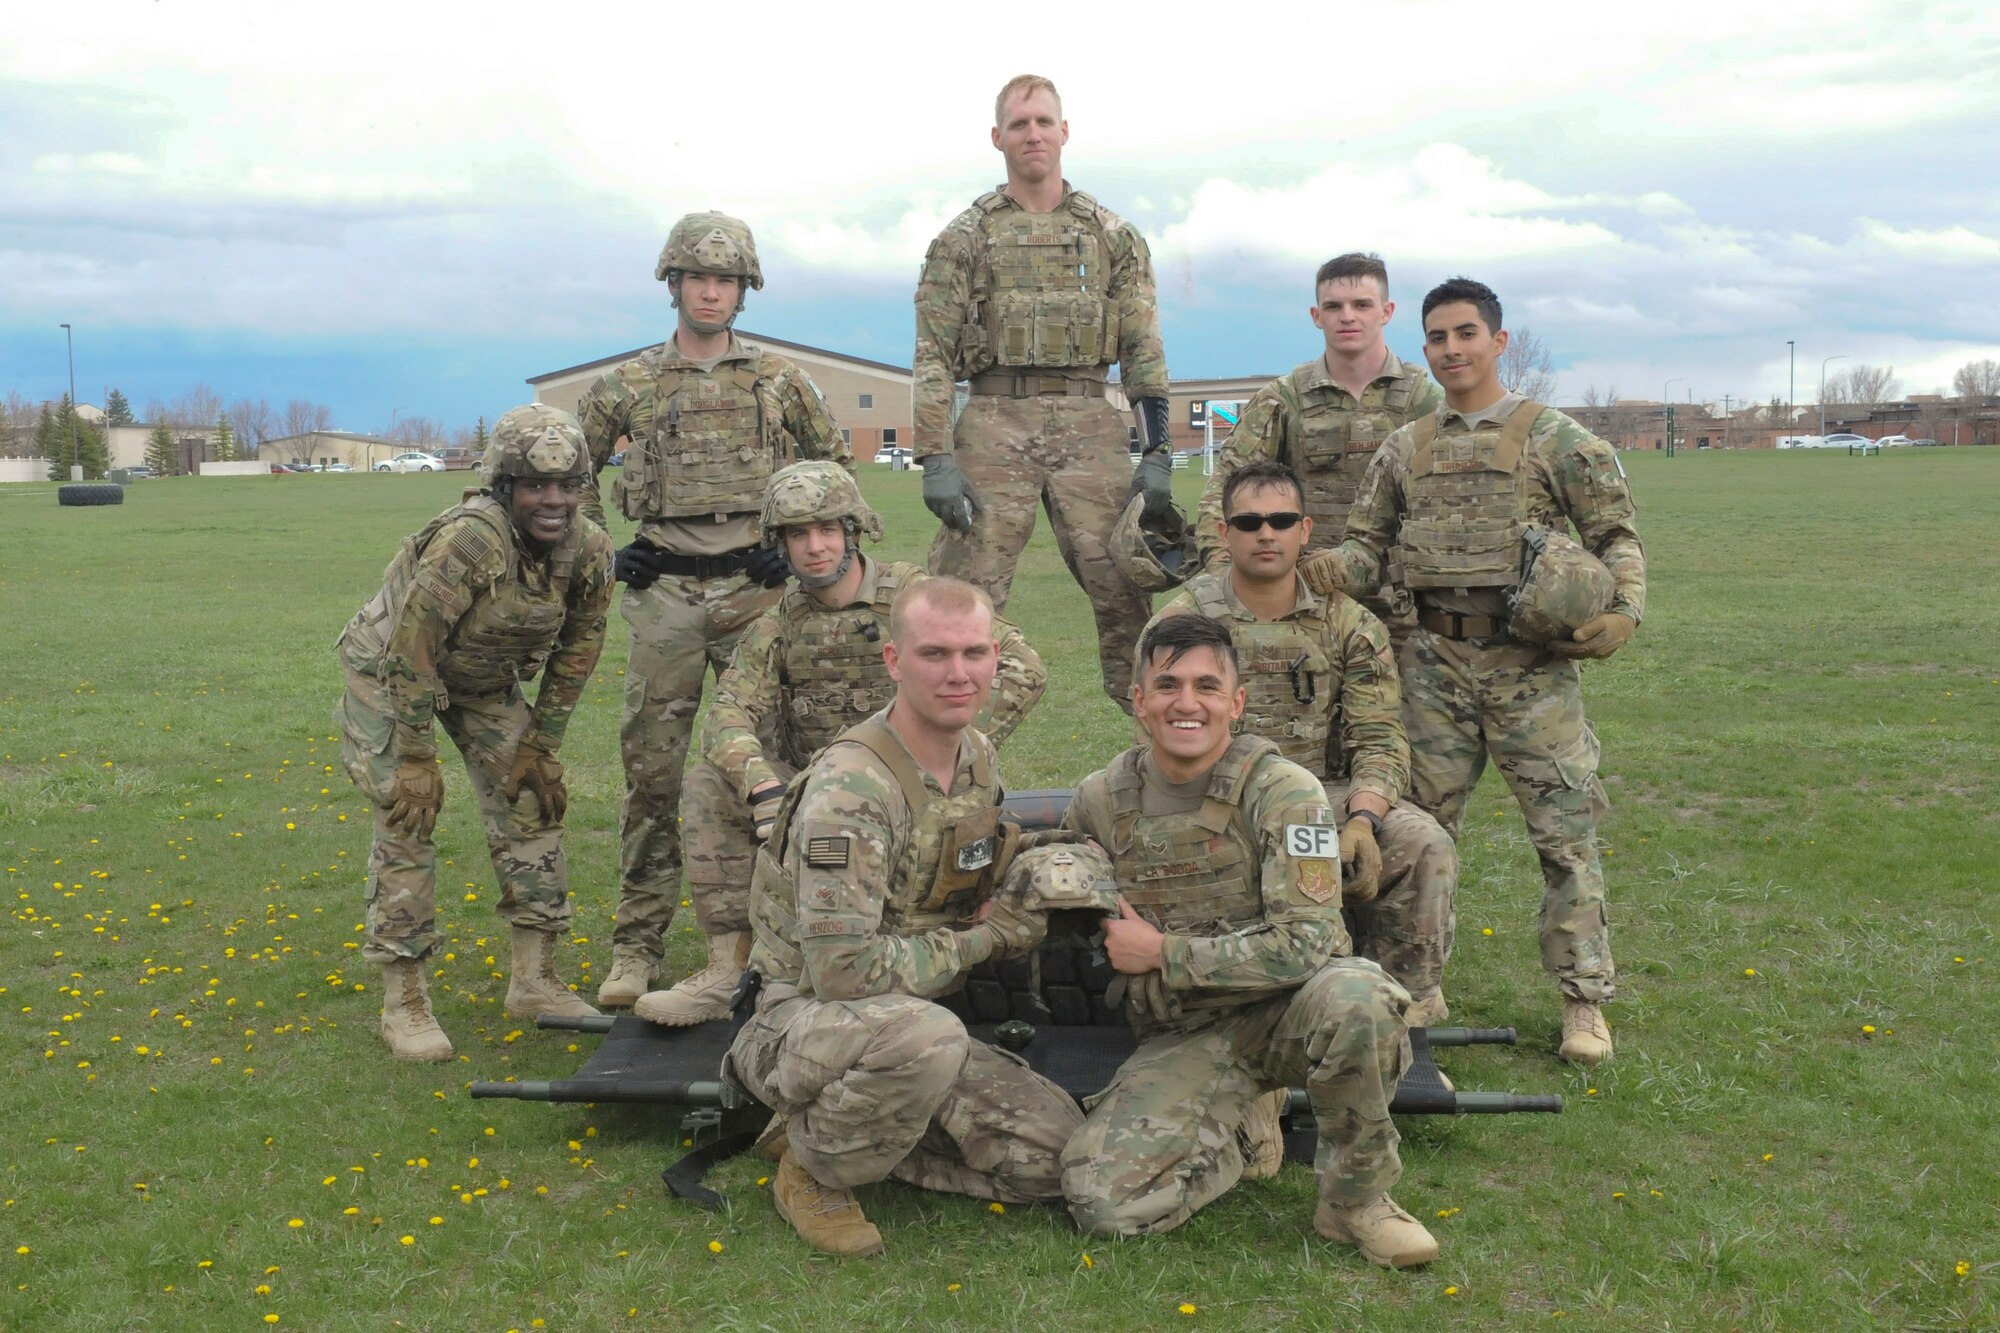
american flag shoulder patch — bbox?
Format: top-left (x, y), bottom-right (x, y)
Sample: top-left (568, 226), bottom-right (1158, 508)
top-left (805, 835), bottom-right (850, 869)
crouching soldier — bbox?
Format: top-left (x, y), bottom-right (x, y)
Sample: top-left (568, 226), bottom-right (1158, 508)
top-left (335, 405), bottom-right (611, 1061)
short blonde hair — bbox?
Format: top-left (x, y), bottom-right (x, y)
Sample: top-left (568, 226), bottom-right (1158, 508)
top-left (889, 576), bottom-right (993, 644)
top-left (994, 74), bottom-right (1061, 127)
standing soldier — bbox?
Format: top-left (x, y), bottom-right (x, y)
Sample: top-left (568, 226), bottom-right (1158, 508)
top-left (335, 405), bottom-right (612, 1062)
top-left (913, 73), bottom-right (1174, 710)
top-left (724, 577), bottom-right (1082, 1258)
top-left (1305, 277), bottom-right (1645, 1065)
top-left (1059, 614), bottom-right (1438, 1269)
top-left (635, 461), bottom-right (1049, 1024)
top-left (1194, 253), bottom-right (1442, 647)
top-left (576, 211), bottom-right (850, 1009)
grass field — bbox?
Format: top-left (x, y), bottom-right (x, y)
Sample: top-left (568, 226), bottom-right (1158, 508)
top-left (3, 450), bottom-right (1995, 1331)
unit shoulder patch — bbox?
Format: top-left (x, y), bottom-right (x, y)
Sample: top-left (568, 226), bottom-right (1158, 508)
top-left (1297, 857), bottom-right (1339, 904)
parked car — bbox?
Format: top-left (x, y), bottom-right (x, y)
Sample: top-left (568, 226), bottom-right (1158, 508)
top-left (376, 451), bottom-right (444, 473)
top-left (125, 465), bottom-right (153, 479)
top-left (1876, 434), bottom-right (1912, 447)
top-left (432, 446), bottom-right (482, 471)
top-left (873, 446), bottom-right (913, 465)
top-left (1822, 434), bottom-right (1870, 448)
top-left (1908, 438), bottom-right (1942, 447)
top-left (269, 461), bottom-right (312, 473)
top-left (322, 461), bottom-right (353, 473)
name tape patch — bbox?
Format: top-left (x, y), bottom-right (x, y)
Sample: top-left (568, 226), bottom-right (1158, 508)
top-left (1285, 824), bottom-right (1338, 859)
top-left (805, 835), bottom-right (851, 869)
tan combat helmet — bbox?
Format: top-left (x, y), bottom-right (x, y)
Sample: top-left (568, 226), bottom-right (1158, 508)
top-left (996, 842), bottom-right (1120, 916)
top-left (1110, 493), bottom-right (1198, 593)
top-left (655, 211), bottom-right (764, 287)
top-left (483, 404), bottom-right (590, 488)
top-left (760, 460), bottom-right (882, 589)
top-left (1507, 525), bottom-right (1613, 644)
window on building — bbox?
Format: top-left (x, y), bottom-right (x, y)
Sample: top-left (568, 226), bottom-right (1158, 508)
top-left (859, 393), bottom-right (874, 409)
top-left (882, 428), bottom-right (898, 445)
top-left (841, 428), bottom-right (852, 445)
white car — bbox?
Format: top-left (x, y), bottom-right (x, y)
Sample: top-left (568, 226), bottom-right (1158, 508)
top-left (376, 451), bottom-right (444, 473)
top-left (873, 446), bottom-right (913, 465)
top-left (323, 461), bottom-right (353, 473)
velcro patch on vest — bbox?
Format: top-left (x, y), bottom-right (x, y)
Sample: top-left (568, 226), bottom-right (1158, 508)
top-left (1285, 824), bottom-right (1339, 859)
top-left (955, 836), bottom-right (997, 872)
top-left (1298, 857), bottom-right (1339, 904)
top-left (805, 835), bottom-right (851, 868)
top-left (806, 920), bottom-right (859, 937)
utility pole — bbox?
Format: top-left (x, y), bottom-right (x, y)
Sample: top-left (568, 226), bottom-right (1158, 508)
top-left (1663, 378), bottom-right (1684, 456)
top-left (1722, 394), bottom-right (1733, 450)
top-left (1786, 340), bottom-right (1796, 433)
top-left (1820, 355), bottom-right (1848, 438)
top-left (59, 323), bottom-right (80, 480)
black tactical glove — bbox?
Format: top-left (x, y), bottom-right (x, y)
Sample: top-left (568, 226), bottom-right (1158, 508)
top-left (921, 453), bottom-right (980, 533)
top-left (1128, 398), bottom-right (1176, 522)
top-left (742, 544), bottom-right (791, 589)
top-left (614, 541), bottom-right (671, 590)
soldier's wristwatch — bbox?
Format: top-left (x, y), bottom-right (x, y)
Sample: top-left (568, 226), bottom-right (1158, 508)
top-left (1343, 809), bottom-right (1384, 835)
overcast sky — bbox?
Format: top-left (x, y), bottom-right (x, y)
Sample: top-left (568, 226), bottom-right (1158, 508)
top-left (4, 0), bottom-right (1997, 436)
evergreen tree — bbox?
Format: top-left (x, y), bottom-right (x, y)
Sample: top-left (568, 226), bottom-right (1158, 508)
top-left (38, 396), bottom-right (107, 480)
top-left (105, 389), bottom-right (134, 426)
top-left (77, 413), bottom-right (107, 478)
top-left (38, 402), bottom-right (67, 480)
top-left (473, 416), bottom-right (490, 452)
top-left (145, 424), bottom-right (178, 476)
top-left (212, 414), bottom-right (238, 463)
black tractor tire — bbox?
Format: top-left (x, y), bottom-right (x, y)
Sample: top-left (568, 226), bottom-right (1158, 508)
top-left (58, 483), bottom-right (124, 507)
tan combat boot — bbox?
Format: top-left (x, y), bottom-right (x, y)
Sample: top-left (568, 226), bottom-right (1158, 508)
top-left (1559, 997), bottom-right (1613, 1065)
top-left (595, 949), bottom-right (656, 1009)
top-left (771, 1151), bottom-right (885, 1259)
top-left (1314, 1193), bottom-right (1440, 1269)
top-left (379, 958), bottom-right (454, 1063)
top-left (632, 930), bottom-right (749, 1026)
top-left (504, 926), bottom-right (601, 1020)
top-left (1239, 1089), bottom-right (1288, 1181)
top-left (1406, 989), bottom-right (1450, 1028)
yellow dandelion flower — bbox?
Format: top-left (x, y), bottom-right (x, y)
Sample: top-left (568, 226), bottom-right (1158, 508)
top-left (947, 1283), bottom-right (962, 1293)
top-left (1743, 968), bottom-right (1756, 977)
top-left (1481, 927), bottom-right (1493, 936)
top-left (707, 1240), bottom-right (724, 1254)
top-left (1081, 1253), bottom-right (1094, 1269)
top-left (988, 1202), bottom-right (1006, 1214)
top-left (343, 1207), bottom-right (359, 1216)
top-left (1179, 1303), bottom-right (1198, 1316)
top-left (1446, 1285), bottom-right (1460, 1295)
top-left (264, 1316), bottom-right (279, 1325)
top-left (256, 1284), bottom-right (271, 1295)
top-left (429, 1216), bottom-right (443, 1225)
top-left (399, 1235), bottom-right (415, 1246)
top-left (1861, 1025), bottom-right (1876, 1035)
top-left (286, 1218), bottom-right (303, 1229)
top-left (196, 1259), bottom-right (212, 1269)
top-left (1955, 1261), bottom-right (1970, 1278)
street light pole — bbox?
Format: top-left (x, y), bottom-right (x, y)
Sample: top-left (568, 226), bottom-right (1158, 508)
top-left (1663, 378), bottom-right (1684, 454)
top-left (1786, 340), bottom-right (1795, 432)
top-left (59, 323), bottom-right (80, 479)
top-left (1819, 355), bottom-right (1848, 438)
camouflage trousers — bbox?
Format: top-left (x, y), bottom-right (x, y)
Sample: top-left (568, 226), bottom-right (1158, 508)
top-left (615, 570), bottom-right (781, 961)
top-left (335, 670), bottom-right (572, 965)
top-left (929, 395), bottom-right (1150, 711)
top-left (1063, 957), bottom-right (1411, 1236)
top-left (725, 988), bottom-right (1081, 1201)
top-left (679, 757), bottom-right (796, 935)
top-left (1323, 781), bottom-right (1457, 1000)
top-left (1400, 627), bottom-right (1615, 1002)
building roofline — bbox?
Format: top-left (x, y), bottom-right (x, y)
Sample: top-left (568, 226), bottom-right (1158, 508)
top-left (529, 330), bottom-right (912, 386)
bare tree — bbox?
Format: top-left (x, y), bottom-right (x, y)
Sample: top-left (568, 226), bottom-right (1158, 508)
top-left (1498, 326), bottom-right (1558, 403)
top-left (227, 398), bottom-right (276, 458)
top-left (1578, 384), bottom-right (1622, 437)
top-left (167, 382), bottom-right (225, 431)
top-left (1823, 364), bottom-right (1900, 408)
top-left (1951, 358), bottom-right (2000, 400)
top-left (281, 399), bottom-right (334, 464)
top-left (1, 389), bottom-right (37, 456)
top-left (389, 414), bottom-right (445, 447)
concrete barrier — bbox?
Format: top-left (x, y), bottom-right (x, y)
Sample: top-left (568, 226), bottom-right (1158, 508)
top-left (198, 460), bottom-right (270, 477)
top-left (0, 459), bottom-right (50, 483)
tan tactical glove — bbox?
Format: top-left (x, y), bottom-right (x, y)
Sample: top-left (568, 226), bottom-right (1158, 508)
top-left (1298, 549), bottom-right (1351, 599)
top-left (1339, 817), bottom-right (1382, 903)
top-left (748, 781), bottom-right (787, 842)
top-left (1108, 972), bottom-right (1182, 1028)
top-left (1552, 611), bottom-right (1636, 660)
top-left (976, 893), bottom-right (1049, 960)
top-left (386, 758), bottom-right (444, 839)
top-left (501, 743), bottom-right (567, 823)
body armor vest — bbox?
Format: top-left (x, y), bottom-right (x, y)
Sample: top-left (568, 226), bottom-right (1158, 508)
top-left (1089, 737), bottom-right (1277, 1013)
top-left (965, 191), bottom-right (1118, 374)
top-left (747, 716), bottom-right (1003, 986)
top-left (1394, 401), bottom-right (1545, 591)
top-left (775, 564), bottom-right (907, 764)
top-left (613, 351), bottom-right (787, 521)
top-left (1188, 582), bottom-right (1338, 778)
top-left (343, 495), bottom-right (582, 699)
top-left (1290, 363), bottom-right (1420, 544)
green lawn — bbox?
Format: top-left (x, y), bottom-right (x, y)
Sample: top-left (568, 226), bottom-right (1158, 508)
top-left (2, 451), bottom-right (1994, 1330)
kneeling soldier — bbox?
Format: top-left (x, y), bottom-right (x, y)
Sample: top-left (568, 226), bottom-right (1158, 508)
top-left (335, 405), bottom-right (612, 1062)
top-left (1059, 614), bottom-right (1438, 1269)
top-left (724, 577), bottom-right (1081, 1257)
top-left (637, 461), bottom-right (1047, 1023)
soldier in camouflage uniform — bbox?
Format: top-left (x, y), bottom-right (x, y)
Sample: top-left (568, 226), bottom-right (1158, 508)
top-left (575, 212), bottom-right (851, 1008)
top-left (1058, 614), bottom-right (1438, 1268)
top-left (1304, 277), bottom-right (1646, 1065)
top-left (335, 405), bottom-right (613, 1062)
top-left (913, 73), bottom-right (1174, 710)
top-left (725, 577), bottom-right (1081, 1258)
top-left (636, 461), bottom-right (1049, 1025)
top-left (1195, 253), bottom-right (1442, 647)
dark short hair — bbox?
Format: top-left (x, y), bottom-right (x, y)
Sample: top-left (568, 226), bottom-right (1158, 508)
top-left (1137, 613), bottom-right (1238, 680)
top-left (1315, 252), bottom-right (1389, 295)
top-left (1221, 460), bottom-right (1304, 515)
top-left (1422, 277), bottom-right (1503, 335)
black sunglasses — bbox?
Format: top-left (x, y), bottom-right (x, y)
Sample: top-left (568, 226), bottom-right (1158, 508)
top-left (1224, 510), bottom-right (1304, 533)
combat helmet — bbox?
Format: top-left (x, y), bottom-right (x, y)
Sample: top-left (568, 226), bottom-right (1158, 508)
top-left (995, 841), bottom-right (1120, 917)
top-left (483, 404), bottom-right (589, 488)
top-left (654, 211), bottom-right (765, 290)
top-left (1110, 493), bottom-right (1198, 593)
top-left (760, 460), bottom-right (883, 589)
top-left (1508, 525), bottom-right (1613, 645)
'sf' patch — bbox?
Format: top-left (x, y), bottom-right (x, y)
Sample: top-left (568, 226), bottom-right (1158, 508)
top-left (805, 835), bottom-right (851, 869)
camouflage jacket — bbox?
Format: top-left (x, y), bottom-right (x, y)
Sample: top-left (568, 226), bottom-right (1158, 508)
top-left (1151, 571), bottom-right (1408, 801)
top-left (573, 333), bottom-right (848, 544)
top-left (338, 498), bottom-right (615, 760)
top-left (1195, 351), bottom-right (1443, 565)
top-left (1333, 401), bottom-right (1647, 623)
top-left (911, 184), bottom-right (1168, 456)
top-left (1063, 743), bottom-right (1348, 1008)
top-left (702, 556), bottom-right (1048, 799)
